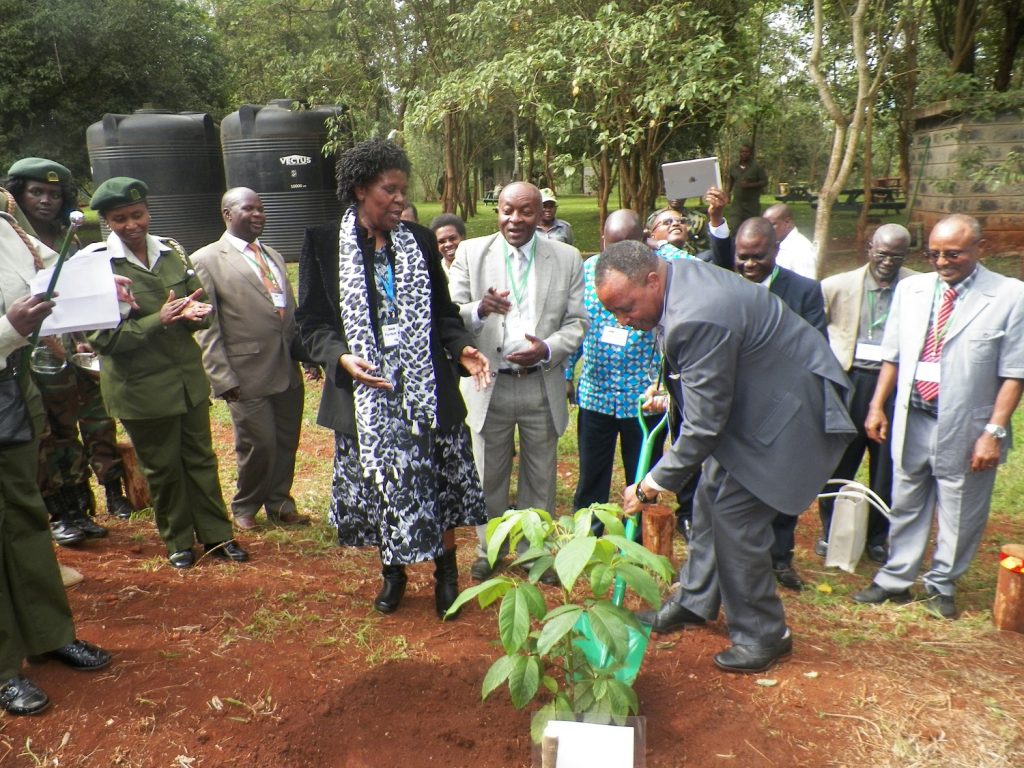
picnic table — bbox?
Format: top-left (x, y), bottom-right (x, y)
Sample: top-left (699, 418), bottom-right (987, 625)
top-left (811, 186), bottom-right (905, 214)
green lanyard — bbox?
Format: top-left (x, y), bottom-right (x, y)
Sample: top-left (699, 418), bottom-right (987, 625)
top-left (866, 290), bottom-right (889, 340)
top-left (765, 265), bottom-right (780, 289)
top-left (503, 238), bottom-right (537, 307)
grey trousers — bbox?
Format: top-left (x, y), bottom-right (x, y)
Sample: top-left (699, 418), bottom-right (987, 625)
top-left (874, 407), bottom-right (996, 597)
top-left (673, 457), bottom-right (787, 646)
top-left (470, 372), bottom-right (558, 558)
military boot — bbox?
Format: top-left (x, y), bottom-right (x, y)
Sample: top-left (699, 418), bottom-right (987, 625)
top-left (103, 478), bottom-right (133, 520)
top-left (46, 494), bottom-right (86, 547)
top-left (63, 484), bottom-right (107, 539)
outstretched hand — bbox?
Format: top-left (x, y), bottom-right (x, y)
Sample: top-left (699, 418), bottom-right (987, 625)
top-left (459, 346), bottom-right (492, 391)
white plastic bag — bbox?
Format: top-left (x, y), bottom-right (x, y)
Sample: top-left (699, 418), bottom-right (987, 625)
top-left (819, 480), bottom-right (891, 574)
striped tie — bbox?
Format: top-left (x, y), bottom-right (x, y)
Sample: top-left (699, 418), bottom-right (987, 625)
top-left (248, 243), bottom-right (285, 318)
top-left (915, 286), bottom-right (957, 401)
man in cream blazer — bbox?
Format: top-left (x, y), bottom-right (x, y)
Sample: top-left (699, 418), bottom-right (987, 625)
top-left (448, 182), bottom-right (588, 580)
top-left (856, 214), bottom-right (1024, 619)
top-left (194, 188), bottom-right (309, 530)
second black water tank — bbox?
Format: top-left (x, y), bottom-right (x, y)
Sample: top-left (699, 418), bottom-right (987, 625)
top-left (221, 100), bottom-right (349, 261)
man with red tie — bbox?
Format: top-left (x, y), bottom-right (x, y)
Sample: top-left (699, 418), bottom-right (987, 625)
top-left (853, 214), bottom-right (1024, 619)
top-left (193, 188), bottom-right (311, 531)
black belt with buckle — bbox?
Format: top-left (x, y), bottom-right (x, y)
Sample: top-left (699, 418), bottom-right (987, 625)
top-left (498, 365), bottom-right (542, 377)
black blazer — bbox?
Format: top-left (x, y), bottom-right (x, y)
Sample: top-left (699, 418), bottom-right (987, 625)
top-left (695, 232), bottom-right (734, 270)
top-left (296, 220), bottom-right (474, 436)
top-left (769, 266), bottom-right (828, 338)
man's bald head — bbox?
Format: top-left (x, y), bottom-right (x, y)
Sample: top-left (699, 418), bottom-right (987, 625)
top-left (762, 203), bottom-right (794, 242)
top-left (221, 187), bottom-right (264, 241)
top-left (603, 209), bottom-right (645, 247)
top-left (497, 182), bottom-right (542, 247)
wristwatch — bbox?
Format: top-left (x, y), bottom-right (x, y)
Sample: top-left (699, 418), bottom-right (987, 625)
top-left (984, 423), bottom-right (1008, 440)
top-left (635, 483), bottom-right (657, 504)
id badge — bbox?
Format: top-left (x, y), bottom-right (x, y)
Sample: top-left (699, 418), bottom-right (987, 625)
top-left (915, 361), bottom-right (940, 383)
top-left (854, 342), bottom-right (883, 363)
top-left (271, 291), bottom-right (287, 309)
top-left (381, 322), bottom-right (401, 349)
top-left (600, 325), bottom-right (629, 347)
top-left (506, 313), bottom-right (533, 341)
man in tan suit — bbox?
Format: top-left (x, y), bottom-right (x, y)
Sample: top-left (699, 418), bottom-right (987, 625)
top-left (448, 182), bottom-right (588, 580)
top-left (818, 224), bottom-right (915, 562)
top-left (193, 188), bottom-right (309, 530)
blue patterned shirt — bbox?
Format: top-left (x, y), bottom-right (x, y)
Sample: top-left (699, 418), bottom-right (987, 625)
top-left (568, 245), bottom-right (692, 417)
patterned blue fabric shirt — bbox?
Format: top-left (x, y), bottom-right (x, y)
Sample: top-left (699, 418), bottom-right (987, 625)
top-left (568, 245), bottom-right (692, 417)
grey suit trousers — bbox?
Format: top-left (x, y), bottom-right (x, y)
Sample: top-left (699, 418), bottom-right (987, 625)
top-left (227, 383), bottom-right (304, 520)
top-left (874, 407), bottom-right (997, 597)
top-left (674, 457), bottom-right (787, 645)
top-left (471, 372), bottom-right (558, 557)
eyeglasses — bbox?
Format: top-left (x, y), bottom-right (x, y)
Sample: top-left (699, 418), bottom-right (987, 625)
top-left (923, 249), bottom-right (971, 262)
top-left (872, 250), bottom-right (906, 264)
top-left (654, 217), bottom-right (686, 229)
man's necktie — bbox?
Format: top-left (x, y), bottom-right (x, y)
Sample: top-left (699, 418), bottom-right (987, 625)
top-left (248, 243), bottom-right (285, 318)
top-left (915, 286), bottom-right (957, 401)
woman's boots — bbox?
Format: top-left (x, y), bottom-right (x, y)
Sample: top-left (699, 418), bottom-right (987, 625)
top-left (434, 548), bottom-right (460, 620)
top-left (373, 549), bottom-right (461, 619)
top-left (373, 564), bottom-right (407, 614)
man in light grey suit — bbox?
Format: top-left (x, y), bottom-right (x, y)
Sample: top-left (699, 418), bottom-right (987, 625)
top-left (193, 188), bottom-right (309, 530)
top-left (448, 182), bottom-right (588, 581)
top-left (855, 214), bottom-right (1024, 619)
top-left (597, 240), bottom-right (855, 673)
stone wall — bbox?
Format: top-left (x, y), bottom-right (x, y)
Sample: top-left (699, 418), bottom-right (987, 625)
top-left (910, 103), bottom-right (1024, 258)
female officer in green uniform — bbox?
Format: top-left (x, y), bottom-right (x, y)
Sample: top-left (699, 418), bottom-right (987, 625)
top-left (85, 177), bottom-right (248, 569)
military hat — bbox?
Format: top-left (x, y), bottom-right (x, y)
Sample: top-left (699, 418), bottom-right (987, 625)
top-left (90, 177), bottom-right (148, 212)
top-left (7, 157), bottom-right (72, 185)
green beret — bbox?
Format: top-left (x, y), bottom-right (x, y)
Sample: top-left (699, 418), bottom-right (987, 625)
top-left (90, 177), bottom-right (148, 212)
top-left (7, 157), bottom-right (72, 185)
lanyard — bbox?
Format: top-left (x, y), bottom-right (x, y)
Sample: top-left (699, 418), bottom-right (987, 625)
top-left (379, 263), bottom-right (396, 304)
top-left (503, 239), bottom-right (537, 307)
top-left (929, 280), bottom-right (959, 350)
top-left (866, 289), bottom-right (889, 340)
top-left (765, 265), bottom-right (779, 289)
top-left (243, 243), bottom-right (281, 291)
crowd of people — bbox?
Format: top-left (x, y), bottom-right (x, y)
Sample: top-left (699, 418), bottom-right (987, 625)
top-left (1, 138), bottom-right (1020, 714)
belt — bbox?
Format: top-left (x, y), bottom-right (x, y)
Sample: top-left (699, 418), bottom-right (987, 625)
top-left (497, 365), bottom-right (542, 377)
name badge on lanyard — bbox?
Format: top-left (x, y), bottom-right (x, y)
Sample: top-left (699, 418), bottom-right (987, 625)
top-left (600, 325), bottom-right (629, 347)
top-left (271, 291), bottom-right (287, 309)
top-left (854, 342), bottom-right (883, 363)
top-left (506, 311), bottom-right (533, 341)
top-left (381, 322), bottom-right (401, 349)
top-left (915, 360), bottom-right (940, 383)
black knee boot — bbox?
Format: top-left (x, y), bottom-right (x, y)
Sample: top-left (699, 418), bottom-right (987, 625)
top-left (373, 564), bottom-right (407, 614)
top-left (434, 548), bottom-right (460, 620)
top-left (64, 483), bottom-right (107, 539)
top-left (104, 478), bottom-right (134, 520)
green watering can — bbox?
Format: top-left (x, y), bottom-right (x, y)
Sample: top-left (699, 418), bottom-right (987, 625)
top-left (574, 398), bottom-right (669, 684)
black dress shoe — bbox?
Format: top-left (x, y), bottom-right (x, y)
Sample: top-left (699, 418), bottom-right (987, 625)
top-left (852, 582), bottom-right (912, 604)
top-left (714, 630), bottom-right (793, 673)
top-left (471, 556), bottom-right (497, 581)
top-left (43, 639), bottom-right (112, 671)
top-left (773, 564), bottom-right (804, 592)
top-left (923, 589), bottom-right (957, 619)
top-left (69, 512), bottom-right (108, 539)
top-left (51, 517), bottom-right (86, 547)
top-left (0, 675), bottom-right (49, 715)
top-left (204, 540), bottom-right (250, 562)
top-left (635, 601), bottom-right (706, 634)
top-left (168, 549), bottom-right (195, 569)
top-left (866, 543), bottom-right (888, 564)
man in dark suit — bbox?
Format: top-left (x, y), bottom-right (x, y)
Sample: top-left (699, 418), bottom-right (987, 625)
top-left (733, 217), bottom-right (827, 590)
top-left (596, 240), bottom-right (854, 673)
top-left (193, 188), bottom-right (309, 530)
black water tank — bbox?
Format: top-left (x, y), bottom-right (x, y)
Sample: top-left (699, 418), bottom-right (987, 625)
top-left (87, 109), bottom-right (225, 253)
top-left (221, 100), bottom-right (349, 261)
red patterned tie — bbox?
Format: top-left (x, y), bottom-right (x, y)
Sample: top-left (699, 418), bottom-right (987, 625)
top-left (915, 286), bottom-right (957, 401)
top-left (248, 243), bottom-right (285, 318)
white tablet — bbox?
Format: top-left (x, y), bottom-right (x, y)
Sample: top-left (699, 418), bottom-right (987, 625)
top-left (662, 156), bottom-right (722, 201)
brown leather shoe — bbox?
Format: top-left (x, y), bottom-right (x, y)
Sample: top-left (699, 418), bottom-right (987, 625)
top-left (233, 515), bottom-right (259, 531)
top-left (274, 510), bottom-right (310, 526)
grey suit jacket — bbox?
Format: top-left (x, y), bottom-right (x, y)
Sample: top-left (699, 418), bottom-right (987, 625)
top-left (880, 265), bottom-right (1024, 474)
top-left (448, 233), bottom-right (588, 434)
top-left (193, 235), bottom-right (302, 399)
top-left (822, 264), bottom-right (917, 370)
top-left (651, 259), bottom-right (856, 513)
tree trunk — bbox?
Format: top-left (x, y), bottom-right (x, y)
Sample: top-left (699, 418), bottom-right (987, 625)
top-left (857, 105), bottom-right (874, 249)
top-left (993, 0), bottom-right (1024, 92)
top-left (512, 111), bottom-right (521, 181)
top-left (442, 110), bottom-right (458, 214)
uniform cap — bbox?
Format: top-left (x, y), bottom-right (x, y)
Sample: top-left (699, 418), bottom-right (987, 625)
top-left (90, 177), bottom-right (148, 212)
top-left (7, 157), bottom-right (72, 185)
top-left (540, 187), bottom-right (558, 205)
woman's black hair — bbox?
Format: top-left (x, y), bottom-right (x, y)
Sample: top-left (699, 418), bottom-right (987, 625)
top-left (335, 138), bottom-right (411, 206)
top-left (3, 175), bottom-right (78, 225)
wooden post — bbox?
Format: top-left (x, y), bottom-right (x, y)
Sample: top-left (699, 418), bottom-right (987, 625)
top-left (540, 734), bottom-right (558, 768)
top-left (641, 504), bottom-right (675, 563)
top-left (993, 543), bottom-right (1024, 633)
top-left (116, 440), bottom-right (151, 511)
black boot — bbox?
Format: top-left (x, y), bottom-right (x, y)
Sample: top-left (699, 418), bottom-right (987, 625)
top-left (46, 495), bottom-right (86, 547)
top-left (434, 548), bottom-right (461, 620)
top-left (103, 478), bottom-right (133, 520)
top-left (373, 564), bottom-right (407, 614)
top-left (63, 485), bottom-right (107, 539)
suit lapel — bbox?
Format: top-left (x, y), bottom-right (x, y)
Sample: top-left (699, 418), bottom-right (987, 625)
top-left (944, 265), bottom-right (993, 344)
top-left (223, 236), bottom-right (272, 304)
top-left (532, 237), bottom-right (552, 325)
top-left (905, 274), bottom-right (937, 356)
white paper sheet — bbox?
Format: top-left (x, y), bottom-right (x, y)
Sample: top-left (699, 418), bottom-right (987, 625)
top-left (543, 720), bottom-right (634, 768)
top-left (30, 251), bottom-right (122, 335)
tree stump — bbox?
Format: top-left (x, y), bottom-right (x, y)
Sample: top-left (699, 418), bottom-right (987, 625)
top-left (642, 504), bottom-right (675, 563)
top-left (117, 440), bottom-right (151, 511)
top-left (993, 543), bottom-right (1024, 633)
